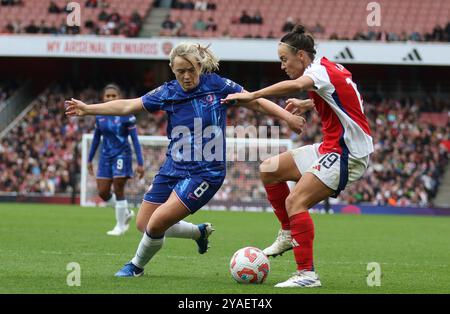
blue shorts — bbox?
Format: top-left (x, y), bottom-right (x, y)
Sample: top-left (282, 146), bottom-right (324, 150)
top-left (143, 174), bottom-right (224, 213)
top-left (97, 154), bottom-right (133, 179)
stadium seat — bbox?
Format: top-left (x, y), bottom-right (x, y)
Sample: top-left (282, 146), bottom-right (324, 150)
top-left (1, 0), bottom-right (154, 36)
top-left (158, 0), bottom-right (450, 39)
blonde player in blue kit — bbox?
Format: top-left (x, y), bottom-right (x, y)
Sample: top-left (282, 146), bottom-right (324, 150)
top-left (87, 84), bottom-right (145, 236)
top-left (65, 42), bottom-right (305, 277)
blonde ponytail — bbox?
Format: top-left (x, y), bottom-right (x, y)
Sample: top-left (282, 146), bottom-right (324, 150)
top-left (169, 42), bottom-right (219, 74)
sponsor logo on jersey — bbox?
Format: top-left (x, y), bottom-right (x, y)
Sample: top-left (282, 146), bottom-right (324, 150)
top-left (335, 63), bottom-right (345, 71)
top-left (188, 192), bottom-right (199, 200)
top-left (312, 164), bottom-right (321, 171)
top-left (224, 79), bottom-right (236, 88)
top-left (148, 85), bottom-right (163, 96)
top-left (200, 93), bottom-right (216, 105)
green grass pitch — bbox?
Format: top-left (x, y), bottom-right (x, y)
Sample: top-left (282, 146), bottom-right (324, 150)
top-left (0, 203), bottom-right (449, 294)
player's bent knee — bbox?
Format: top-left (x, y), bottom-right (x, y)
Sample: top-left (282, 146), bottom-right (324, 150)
top-left (259, 158), bottom-right (279, 184)
top-left (285, 194), bottom-right (308, 216)
top-left (259, 158), bottom-right (274, 173)
top-left (113, 184), bottom-right (126, 199)
top-left (98, 191), bottom-right (110, 201)
top-left (285, 194), bottom-right (295, 215)
top-left (146, 221), bottom-right (167, 237)
top-left (136, 219), bottom-right (146, 233)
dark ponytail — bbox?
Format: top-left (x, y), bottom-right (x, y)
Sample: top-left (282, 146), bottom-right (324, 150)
top-left (280, 24), bottom-right (316, 59)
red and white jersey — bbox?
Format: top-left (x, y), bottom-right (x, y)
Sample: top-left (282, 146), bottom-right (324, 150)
top-left (303, 57), bottom-right (374, 158)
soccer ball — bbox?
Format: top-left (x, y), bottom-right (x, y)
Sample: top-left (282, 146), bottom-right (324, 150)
top-left (229, 247), bottom-right (270, 284)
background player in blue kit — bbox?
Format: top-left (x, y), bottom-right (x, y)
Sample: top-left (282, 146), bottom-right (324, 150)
top-left (87, 84), bottom-right (145, 236)
top-left (65, 42), bottom-right (305, 277)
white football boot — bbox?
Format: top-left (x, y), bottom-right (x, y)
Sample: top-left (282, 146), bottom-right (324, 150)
top-left (107, 209), bottom-right (135, 236)
top-left (275, 270), bottom-right (322, 288)
top-left (263, 229), bottom-right (293, 257)
top-left (107, 224), bottom-right (127, 236)
top-left (107, 210), bottom-right (134, 236)
top-left (123, 209), bottom-right (135, 232)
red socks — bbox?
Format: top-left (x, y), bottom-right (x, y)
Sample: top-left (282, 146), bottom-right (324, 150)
top-left (289, 211), bottom-right (315, 271)
top-left (264, 183), bottom-right (291, 230)
top-left (265, 183), bottom-right (315, 272)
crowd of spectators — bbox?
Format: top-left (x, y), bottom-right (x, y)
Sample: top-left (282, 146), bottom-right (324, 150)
top-left (0, 83), bottom-right (448, 207)
top-left (0, 86), bottom-right (97, 195)
top-left (278, 17), bottom-right (450, 43)
top-left (159, 2), bottom-right (450, 42)
top-left (1, 0), bottom-right (144, 37)
top-left (339, 97), bottom-right (449, 207)
top-left (233, 10), bottom-right (263, 25)
top-left (0, 0), bottom-right (22, 6)
top-left (3, 0), bottom-right (450, 42)
top-left (331, 23), bottom-right (450, 42)
top-left (242, 17), bottom-right (450, 42)
top-left (2, 19), bottom-right (81, 36)
top-left (169, 0), bottom-right (217, 11)
top-left (84, 9), bottom-right (143, 37)
top-left (160, 14), bottom-right (217, 37)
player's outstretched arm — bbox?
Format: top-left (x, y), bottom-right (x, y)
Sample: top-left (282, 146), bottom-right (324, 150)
top-left (129, 127), bottom-right (145, 179)
top-left (238, 93), bottom-right (306, 134)
top-left (222, 76), bottom-right (315, 104)
top-left (87, 128), bottom-right (102, 176)
top-left (65, 98), bottom-right (143, 116)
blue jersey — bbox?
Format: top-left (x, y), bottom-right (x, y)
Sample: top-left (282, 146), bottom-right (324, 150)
top-left (141, 73), bottom-right (243, 181)
top-left (93, 115), bottom-right (137, 159)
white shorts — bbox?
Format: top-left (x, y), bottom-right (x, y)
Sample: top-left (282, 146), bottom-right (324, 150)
top-left (290, 143), bottom-right (369, 197)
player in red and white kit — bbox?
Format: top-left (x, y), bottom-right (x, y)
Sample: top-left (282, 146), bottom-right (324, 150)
top-left (222, 25), bottom-right (374, 288)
